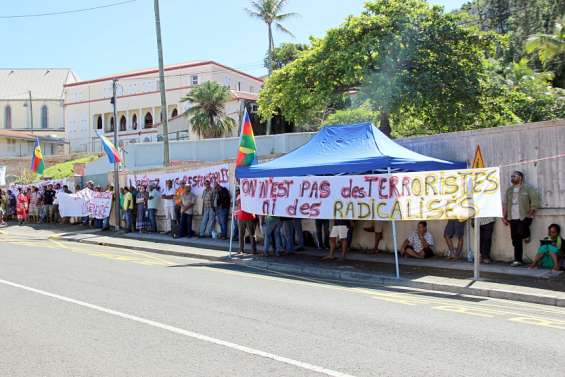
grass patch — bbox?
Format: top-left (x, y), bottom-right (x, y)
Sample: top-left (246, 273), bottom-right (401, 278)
top-left (42, 155), bottom-right (100, 179)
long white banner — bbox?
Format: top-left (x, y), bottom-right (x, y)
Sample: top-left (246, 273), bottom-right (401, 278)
top-left (127, 164), bottom-right (230, 196)
top-left (240, 168), bottom-right (502, 220)
top-left (58, 189), bottom-right (113, 219)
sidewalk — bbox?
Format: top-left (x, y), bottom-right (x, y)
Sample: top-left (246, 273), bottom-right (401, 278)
top-left (36, 225), bottom-right (565, 307)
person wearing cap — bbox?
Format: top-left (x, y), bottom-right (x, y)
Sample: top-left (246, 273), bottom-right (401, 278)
top-left (175, 180), bottom-right (186, 223)
top-left (502, 170), bottom-right (540, 267)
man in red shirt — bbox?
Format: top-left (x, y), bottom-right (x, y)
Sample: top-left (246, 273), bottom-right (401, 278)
top-left (236, 193), bottom-right (256, 254)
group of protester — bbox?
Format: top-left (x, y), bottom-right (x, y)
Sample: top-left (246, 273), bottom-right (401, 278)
top-left (311, 170), bottom-right (564, 271)
top-left (0, 183), bottom-right (63, 226)
top-left (0, 170), bottom-right (563, 270)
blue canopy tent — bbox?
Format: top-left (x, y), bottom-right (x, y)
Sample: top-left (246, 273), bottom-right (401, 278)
top-left (236, 122), bottom-right (466, 179)
top-left (233, 123), bottom-right (467, 279)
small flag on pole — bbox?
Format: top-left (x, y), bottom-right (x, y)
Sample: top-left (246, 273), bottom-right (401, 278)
top-left (236, 109), bottom-right (257, 167)
top-left (96, 132), bottom-right (121, 164)
top-left (30, 137), bottom-right (45, 175)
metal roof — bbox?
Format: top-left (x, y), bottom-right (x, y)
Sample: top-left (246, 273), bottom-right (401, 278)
top-left (0, 130), bottom-right (66, 143)
top-left (0, 68), bottom-right (78, 100)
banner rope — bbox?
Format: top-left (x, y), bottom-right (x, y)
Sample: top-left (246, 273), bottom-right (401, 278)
top-left (499, 152), bottom-right (565, 168)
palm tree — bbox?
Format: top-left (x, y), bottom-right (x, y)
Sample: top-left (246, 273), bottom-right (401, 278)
top-left (246, 0), bottom-right (297, 134)
top-left (525, 14), bottom-right (565, 65)
top-left (180, 81), bottom-right (236, 139)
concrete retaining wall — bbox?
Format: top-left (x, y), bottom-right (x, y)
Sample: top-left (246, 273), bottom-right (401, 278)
top-left (116, 119), bottom-right (565, 262)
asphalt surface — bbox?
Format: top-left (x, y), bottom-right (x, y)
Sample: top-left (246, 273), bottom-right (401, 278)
top-left (1, 227), bottom-right (565, 377)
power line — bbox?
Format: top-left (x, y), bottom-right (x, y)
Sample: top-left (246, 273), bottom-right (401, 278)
top-left (0, 0), bottom-right (137, 19)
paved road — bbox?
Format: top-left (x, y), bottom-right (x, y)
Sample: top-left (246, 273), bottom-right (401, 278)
top-left (1, 227), bottom-right (564, 377)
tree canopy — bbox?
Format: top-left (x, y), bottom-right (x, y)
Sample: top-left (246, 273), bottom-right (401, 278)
top-left (180, 81), bottom-right (236, 139)
top-left (258, 0), bottom-right (565, 137)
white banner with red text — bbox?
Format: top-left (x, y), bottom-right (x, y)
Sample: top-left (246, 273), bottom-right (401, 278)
top-left (239, 168), bottom-right (502, 220)
top-left (58, 189), bottom-right (113, 219)
top-left (126, 164), bottom-right (229, 196)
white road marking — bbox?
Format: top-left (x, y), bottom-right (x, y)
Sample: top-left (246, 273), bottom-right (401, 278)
top-left (0, 278), bottom-right (356, 377)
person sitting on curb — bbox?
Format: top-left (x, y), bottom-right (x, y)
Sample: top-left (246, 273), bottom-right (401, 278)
top-left (401, 221), bottom-right (434, 259)
top-left (529, 224), bottom-right (564, 272)
top-left (322, 219), bottom-right (353, 261)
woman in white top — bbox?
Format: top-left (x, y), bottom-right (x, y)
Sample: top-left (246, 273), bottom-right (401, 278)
top-left (401, 221), bottom-right (434, 259)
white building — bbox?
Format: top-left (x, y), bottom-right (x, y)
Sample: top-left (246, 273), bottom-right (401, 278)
top-left (64, 60), bottom-right (263, 153)
top-left (0, 68), bottom-right (78, 137)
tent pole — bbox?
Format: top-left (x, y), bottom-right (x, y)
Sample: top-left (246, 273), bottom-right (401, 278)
top-left (228, 181), bottom-right (238, 259)
top-left (473, 217), bottom-right (480, 280)
top-left (388, 167), bottom-right (400, 280)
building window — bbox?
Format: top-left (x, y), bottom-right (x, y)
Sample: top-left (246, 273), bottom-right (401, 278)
top-left (109, 117), bottom-right (115, 132)
top-left (224, 76), bottom-right (231, 88)
top-left (191, 75), bottom-right (199, 86)
top-left (119, 115), bottom-right (127, 131)
top-left (96, 116), bottom-right (103, 130)
top-left (250, 86), bottom-right (255, 93)
top-left (41, 105), bottom-right (48, 129)
top-left (143, 137), bottom-right (151, 143)
top-left (238, 82), bottom-right (241, 91)
top-left (4, 106), bottom-right (11, 129)
top-left (144, 112), bottom-right (153, 129)
top-left (171, 108), bottom-right (178, 118)
top-left (132, 114), bottom-right (138, 130)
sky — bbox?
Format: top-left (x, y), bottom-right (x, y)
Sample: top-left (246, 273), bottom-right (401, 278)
top-left (0, 0), bottom-right (469, 81)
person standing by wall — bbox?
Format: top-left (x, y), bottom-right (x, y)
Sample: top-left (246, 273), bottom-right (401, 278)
top-left (147, 184), bottom-right (161, 233)
top-left (122, 187), bottom-right (134, 233)
top-left (213, 182), bottom-right (231, 240)
top-left (161, 180), bottom-right (176, 234)
top-left (179, 185), bottom-right (197, 238)
top-left (236, 192), bottom-right (256, 254)
top-left (363, 221), bottom-right (385, 254)
top-left (16, 188), bottom-right (28, 225)
top-left (135, 185), bottom-right (149, 233)
top-left (42, 184), bottom-right (56, 224)
top-left (478, 217), bottom-right (496, 264)
top-left (175, 180), bottom-right (186, 224)
top-left (199, 180), bottom-right (215, 238)
top-left (28, 187), bottom-right (40, 224)
top-left (315, 219), bottom-right (330, 250)
top-left (502, 171), bottom-right (540, 267)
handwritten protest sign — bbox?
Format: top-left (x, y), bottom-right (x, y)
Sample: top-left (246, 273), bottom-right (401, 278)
top-left (58, 189), bottom-right (113, 219)
top-left (127, 164), bottom-right (229, 196)
top-left (239, 168), bottom-right (502, 220)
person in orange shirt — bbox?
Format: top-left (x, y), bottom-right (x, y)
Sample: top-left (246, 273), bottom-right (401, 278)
top-left (175, 180), bottom-right (186, 223)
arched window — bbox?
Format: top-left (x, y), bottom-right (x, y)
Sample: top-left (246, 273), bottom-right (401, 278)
top-left (4, 106), bottom-right (11, 129)
top-left (144, 112), bottom-right (153, 129)
top-left (41, 105), bottom-right (48, 129)
top-left (143, 137), bottom-right (151, 143)
top-left (171, 108), bottom-right (178, 118)
top-left (119, 115), bottom-right (127, 131)
top-left (132, 114), bottom-right (138, 130)
top-left (109, 117), bottom-right (115, 132)
top-left (96, 115), bottom-right (103, 130)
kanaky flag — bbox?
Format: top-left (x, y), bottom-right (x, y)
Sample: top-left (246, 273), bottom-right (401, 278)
top-left (97, 132), bottom-right (121, 164)
top-left (236, 109), bottom-right (257, 167)
top-left (30, 138), bottom-right (45, 175)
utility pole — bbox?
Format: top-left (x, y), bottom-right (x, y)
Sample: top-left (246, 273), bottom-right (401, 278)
top-left (28, 90), bottom-right (34, 133)
top-left (111, 79), bottom-right (121, 232)
top-left (154, 0), bottom-right (169, 166)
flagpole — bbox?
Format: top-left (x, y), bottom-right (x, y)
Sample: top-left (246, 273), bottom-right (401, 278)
top-left (228, 107), bottom-right (252, 258)
top-left (112, 79), bottom-right (121, 232)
